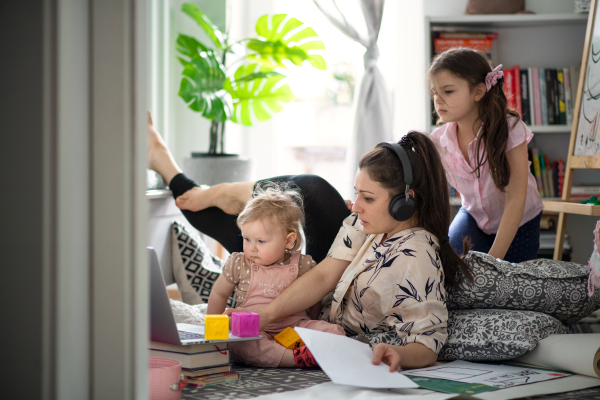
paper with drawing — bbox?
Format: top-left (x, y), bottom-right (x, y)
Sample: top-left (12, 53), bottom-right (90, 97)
top-left (294, 327), bottom-right (418, 389)
top-left (404, 360), bottom-right (569, 389)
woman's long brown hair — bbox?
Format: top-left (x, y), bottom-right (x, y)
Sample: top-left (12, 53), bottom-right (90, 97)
top-left (429, 48), bottom-right (520, 190)
top-left (359, 131), bottom-right (473, 286)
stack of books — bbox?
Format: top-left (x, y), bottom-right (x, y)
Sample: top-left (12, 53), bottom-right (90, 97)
top-left (502, 64), bottom-right (580, 127)
top-left (432, 30), bottom-right (497, 59)
top-left (150, 341), bottom-right (240, 386)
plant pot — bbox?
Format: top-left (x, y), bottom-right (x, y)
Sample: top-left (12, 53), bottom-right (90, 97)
top-left (182, 153), bottom-right (253, 186)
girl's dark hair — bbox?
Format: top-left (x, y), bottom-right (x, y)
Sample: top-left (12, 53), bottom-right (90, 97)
top-left (428, 48), bottom-right (520, 190)
top-left (358, 131), bottom-right (474, 286)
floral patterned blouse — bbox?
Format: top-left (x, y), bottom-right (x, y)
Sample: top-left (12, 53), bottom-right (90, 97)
top-left (320, 214), bottom-right (448, 354)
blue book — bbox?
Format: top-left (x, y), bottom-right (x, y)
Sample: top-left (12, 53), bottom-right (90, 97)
top-left (539, 68), bottom-right (548, 125)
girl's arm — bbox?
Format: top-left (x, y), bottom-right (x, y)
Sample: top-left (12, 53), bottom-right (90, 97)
top-left (372, 342), bottom-right (438, 372)
top-left (488, 141), bottom-right (529, 259)
top-left (207, 275), bottom-right (236, 315)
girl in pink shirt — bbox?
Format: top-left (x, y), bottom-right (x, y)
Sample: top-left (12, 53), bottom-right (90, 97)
top-left (428, 48), bottom-right (544, 262)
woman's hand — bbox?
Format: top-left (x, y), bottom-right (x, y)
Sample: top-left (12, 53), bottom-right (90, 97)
top-left (371, 343), bottom-right (402, 372)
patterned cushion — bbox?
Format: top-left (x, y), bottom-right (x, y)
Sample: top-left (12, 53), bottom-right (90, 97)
top-left (447, 252), bottom-right (600, 323)
top-left (171, 221), bottom-right (236, 307)
top-left (438, 309), bottom-right (569, 361)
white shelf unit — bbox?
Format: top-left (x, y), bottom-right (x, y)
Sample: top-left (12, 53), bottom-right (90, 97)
top-left (424, 13), bottom-right (588, 162)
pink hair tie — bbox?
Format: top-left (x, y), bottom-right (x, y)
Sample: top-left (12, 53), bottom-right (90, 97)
top-left (485, 64), bottom-right (503, 92)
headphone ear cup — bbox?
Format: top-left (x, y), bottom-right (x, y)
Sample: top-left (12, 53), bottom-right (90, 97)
top-left (389, 194), bottom-right (415, 222)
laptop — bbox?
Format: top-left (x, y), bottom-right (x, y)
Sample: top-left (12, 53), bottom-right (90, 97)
top-left (148, 247), bottom-right (261, 345)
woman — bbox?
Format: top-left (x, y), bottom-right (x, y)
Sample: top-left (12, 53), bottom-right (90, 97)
top-left (148, 112), bottom-right (472, 371)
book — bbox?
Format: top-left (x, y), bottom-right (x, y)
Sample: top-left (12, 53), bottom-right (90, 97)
top-left (556, 70), bottom-right (567, 125)
top-left (531, 148), bottom-right (544, 196)
top-left (571, 185), bottom-right (600, 194)
top-left (514, 65), bottom-right (522, 119)
top-left (569, 64), bottom-right (581, 109)
top-left (552, 68), bottom-right (561, 124)
top-left (539, 154), bottom-right (550, 198)
top-left (544, 154), bottom-right (555, 197)
top-left (150, 348), bottom-right (231, 370)
top-left (182, 365), bottom-right (232, 378)
top-left (520, 69), bottom-right (531, 125)
top-left (563, 67), bottom-right (574, 125)
top-left (187, 372), bottom-right (240, 387)
top-left (503, 68), bottom-right (516, 111)
top-left (545, 68), bottom-right (555, 125)
top-left (150, 341), bottom-right (227, 354)
top-left (528, 68), bottom-right (536, 125)
top-left (433, 38), bottom-right (494, 55)
top-left (539, 68), bottom-right (548, 125)
top-left (437, 31), bottom-right (498, 40)
top-left (552, 161), bottom-right (559, 197)
top-left (539, 232), bottom-right (571, 250)
top-left (533, 68), bottom-right (542, 125)
top-left (557, 159), bottom-right (565, 197)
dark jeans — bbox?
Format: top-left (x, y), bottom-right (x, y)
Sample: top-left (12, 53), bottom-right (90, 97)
top-left (168, 173), bottom-right (351, 263)
top-left (449, 207), bottom-right (542, 263)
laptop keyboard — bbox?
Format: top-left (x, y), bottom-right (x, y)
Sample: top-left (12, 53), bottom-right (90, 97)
top-left (178, 330), bottom-right (205, 340)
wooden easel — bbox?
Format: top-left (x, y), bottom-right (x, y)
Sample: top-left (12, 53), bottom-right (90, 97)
top-left (542, 0), bottom-right (600, 260)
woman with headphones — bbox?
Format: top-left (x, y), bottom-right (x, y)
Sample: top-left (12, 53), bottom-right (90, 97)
top-left (149, 115), bottom-right (472, 371)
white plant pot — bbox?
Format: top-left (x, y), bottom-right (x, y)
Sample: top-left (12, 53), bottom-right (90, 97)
top-left (182, 154), bottom-right (253, 186)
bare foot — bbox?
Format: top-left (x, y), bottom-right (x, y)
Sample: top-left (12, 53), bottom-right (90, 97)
top-left (175, 182), bottom-right (254, 215)
top-left (148, 111), bottom-right (181, 185)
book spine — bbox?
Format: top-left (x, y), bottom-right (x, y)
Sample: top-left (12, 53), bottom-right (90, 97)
top-left (514, 65), bottom-right (522, 119)
top-left (556, 70), bottom-right (566, 125)
top-left (539, 153), bottom-right (549, 198)
top-left (552, 69), bottom-right (560, 124)
top-left (571, 186), bottom-right (600, 193)
top-left (545, 68), bottom-right (555, 124)
top-left (531, 148), bottom-right (544, 196)
top-left (539, 69), bottom-right (548, 125)
top-left (557, 159), bottom-right (565, 197)
top-left (520, 69), bottom-right (530, 125)
top-left (563, 67), bottom-right (574, 125)
top-left (544, 154), bottom-right (555, 197)
top-left (504, 68), bottom-right (516, 111)
top-left (529, 68), bottom-right (538, 125)
top-left (438, 32), bottom-right (498, 39)
top-left (552, 161), bottom-right (559, 197)
top-left (434, 38), bottom-right (493, 55)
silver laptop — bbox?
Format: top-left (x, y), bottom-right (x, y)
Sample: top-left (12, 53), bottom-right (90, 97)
top-left (148, 247), bottom-right (261, 345)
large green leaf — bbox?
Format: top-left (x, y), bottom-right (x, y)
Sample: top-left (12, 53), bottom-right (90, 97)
top-left (178, 50), bottom-right (232, 121)
top-left (182, 3), bottom-right (226, 50)
top-left (247, 14), bottom-right (326, 70)
top-left (224, 64), bottom-right (295, 125)
top-left (176, 34), bottom-right (210, 66)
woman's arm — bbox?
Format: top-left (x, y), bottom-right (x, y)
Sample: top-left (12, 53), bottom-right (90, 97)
top-left (488, 141), bottom-right (529, 259)
top-left (225, 257), bottom-right (350, 329)
top-left (372, 342), bottom-right (438, 372)
top-left (207, 275), bottom-right (236, 315)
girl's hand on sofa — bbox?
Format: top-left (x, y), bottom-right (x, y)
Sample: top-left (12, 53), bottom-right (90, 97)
top-left (371, 343), bottom-right (401, 372)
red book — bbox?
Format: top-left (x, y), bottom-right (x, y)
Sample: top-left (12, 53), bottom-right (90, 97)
top-left (503, 68), bottom-right (516, 111)
top-left (434, 38), bottom-right (493, 54)
top-left (557, 159), bottom-right (565, 197)
top-left (514, 65), bottom-right (522, 119)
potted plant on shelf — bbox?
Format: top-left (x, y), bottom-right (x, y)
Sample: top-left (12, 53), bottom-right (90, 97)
top-left (176, 3), bottom-right (326, 185)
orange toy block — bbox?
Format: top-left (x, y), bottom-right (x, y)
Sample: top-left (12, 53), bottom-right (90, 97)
top-left (274, 327), bottom-right (304, 350)
top-left (205, 314), bottom-right (229, 340)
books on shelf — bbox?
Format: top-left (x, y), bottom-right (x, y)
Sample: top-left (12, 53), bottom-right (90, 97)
top-left (539, 232), bottom-right (571, 250)
top-left (432, 29), bottom-right (497, 59)
top-left (528, 148), bottom-right (564, 198)
top-left (503, 64), bottom-right (579, 128)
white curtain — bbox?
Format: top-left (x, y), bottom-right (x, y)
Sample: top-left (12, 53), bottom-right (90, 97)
top-left (314, 0), bottom-right (393, 170)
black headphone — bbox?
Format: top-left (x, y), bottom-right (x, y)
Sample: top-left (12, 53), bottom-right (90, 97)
top-left (376, 141), bottom-right (416, 222)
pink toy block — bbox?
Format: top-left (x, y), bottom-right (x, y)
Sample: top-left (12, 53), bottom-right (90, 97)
top-left (232, 312), bottom-right (260, 337)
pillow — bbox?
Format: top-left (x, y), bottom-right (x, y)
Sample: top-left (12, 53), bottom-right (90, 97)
top-left (438, 309), bottom-right (569, 361)
top-left (447, 251), bottom-right (600, 323)
top-left (171, 221), bottom-right (236, 307)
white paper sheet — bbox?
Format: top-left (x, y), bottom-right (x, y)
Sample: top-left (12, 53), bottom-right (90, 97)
top-left (404, 360), bottom-right (569, 389)
top-left (295, 327), bottom-right (418, 389)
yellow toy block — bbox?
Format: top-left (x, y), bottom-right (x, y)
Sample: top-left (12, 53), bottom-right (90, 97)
top-left (205, 314), bottom-right (229, 340)
top-left (274, 327), bottom-right (304, 350)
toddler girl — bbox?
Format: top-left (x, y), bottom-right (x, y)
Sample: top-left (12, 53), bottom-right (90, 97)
top-left (429, 48), bottom-right (544, 262)
top-left (207, 184), bottom-right (345, 368)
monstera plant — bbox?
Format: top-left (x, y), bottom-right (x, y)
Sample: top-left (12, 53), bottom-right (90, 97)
top-left (177, 3), bottom-right (326, 154)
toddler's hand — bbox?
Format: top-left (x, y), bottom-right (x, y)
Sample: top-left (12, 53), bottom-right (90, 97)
top-left (371, 343), bottom-right (401, 372)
